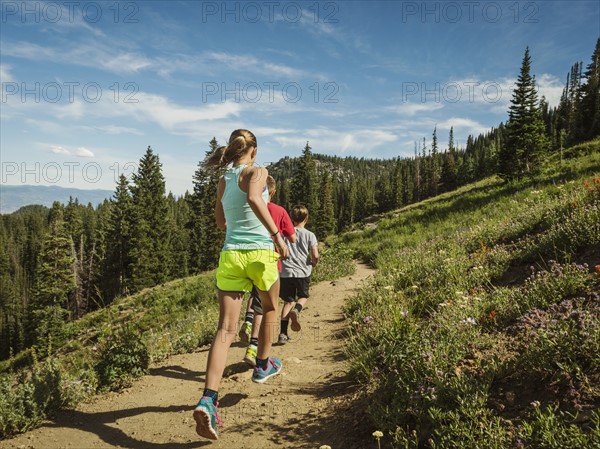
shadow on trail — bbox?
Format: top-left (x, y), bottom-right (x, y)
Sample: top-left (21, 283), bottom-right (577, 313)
top-left (149, 364), bottom-right (205, 382)
top-left (44, 405), bottom-right (210, 449)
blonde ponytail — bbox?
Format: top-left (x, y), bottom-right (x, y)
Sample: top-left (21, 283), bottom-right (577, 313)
top-left (203, 129), bottom-right (257, 170)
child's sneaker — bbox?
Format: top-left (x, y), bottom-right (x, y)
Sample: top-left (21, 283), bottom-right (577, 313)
top-left (252, 357), bottom-right (282, 383)
top-left (289, 308), bottom-right (301, 332)
top-left (238, 321), bottom-right (252, 343)
top-left (277, 333), bottom-right (290, 344)
top-left (193, 396), bottom-right (222, 440)
top-left (243, 344), bottom-right (257, 367)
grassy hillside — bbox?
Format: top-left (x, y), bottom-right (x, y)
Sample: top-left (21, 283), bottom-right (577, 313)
top-left (0, 244), bottom-right (354, 439)
top-left (340, 141), bottom-right (600, 448)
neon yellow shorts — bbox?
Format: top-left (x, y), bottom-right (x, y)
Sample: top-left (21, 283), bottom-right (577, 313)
top-left (216, 249), bottom-right (280, 293)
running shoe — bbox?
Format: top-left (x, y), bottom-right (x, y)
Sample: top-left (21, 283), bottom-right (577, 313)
top-left (252, 357), bottom-right (283, 384)
top-left (277, 333), bottom-right (290, 344)
top-left (238, 321), bottom-right (252, 344)
top-left (289, 308), bottom-right (302, 332)
top-left (244, 344), bottom-right (257, 367)
top-left (193, 396), bottom-right (222, 440)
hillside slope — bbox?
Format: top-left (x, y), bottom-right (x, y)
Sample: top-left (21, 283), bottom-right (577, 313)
top-left (339, 149), bottom-right (600, 448)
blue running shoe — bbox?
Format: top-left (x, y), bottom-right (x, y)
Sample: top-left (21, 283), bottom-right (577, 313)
top-left (252, 357), bottom-right (283, 384)
top-left (193, 396), bottom-right (222, 440)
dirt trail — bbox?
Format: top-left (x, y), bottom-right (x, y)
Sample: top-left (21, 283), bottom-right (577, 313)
top-left (2, 264), bottom-right (375, 449)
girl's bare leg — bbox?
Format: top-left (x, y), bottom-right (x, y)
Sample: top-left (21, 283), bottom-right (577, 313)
top-left (205, 290), bottom-right (244, 391)
top-left (256, 279), bottom-right (280, 360)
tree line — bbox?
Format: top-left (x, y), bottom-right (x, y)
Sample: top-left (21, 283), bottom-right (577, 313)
top-left (0, 39), bottom-right (598, 361)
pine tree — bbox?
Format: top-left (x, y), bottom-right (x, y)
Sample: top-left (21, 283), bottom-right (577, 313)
top-left (315, 171), bottom-right (335, 240)
top-left (391, 157), bottom-right (403, 208)
top-left (420, 137), bottom-right (431, 199)
top-left (500, 47), bottom-right (547, 180)
top-left (401, 161), bottom-right (413, 205)
top-left (129, 147), bottom-right (171, 291)
top-left (64, 197), bottom-right (85, 317)
top-left (27, 202), bottom-right (75, 347)
top-left (441, 127), bottom-right (458, 192)
top-left (102, 175), bottom-right (134, 300)
top-left (430, 127), bottom-right (440, 196)
top-left (413, 141), bottom-right (421, 202)
top-left (579, 38), bottom-right (600, 141)
top-left (168, 195), bottom-right (190, 278)
top-left (290, 142), bottom-right (318, 220)
top-left (189, 138), bottom-right (225, 272)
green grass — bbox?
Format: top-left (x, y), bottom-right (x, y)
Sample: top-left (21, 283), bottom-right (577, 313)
top-left (341, 145), bottom-right (600, 448)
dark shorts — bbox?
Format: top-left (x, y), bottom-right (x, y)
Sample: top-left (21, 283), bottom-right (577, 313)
top-left (250, 287), bottom-right (263, 315)
top-left (279, 277), bottom-right (310, 303)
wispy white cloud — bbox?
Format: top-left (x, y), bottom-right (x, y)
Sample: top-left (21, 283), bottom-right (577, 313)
top-left (205, 51), bottom-right (324, 80)
top-left (75, 147), bottom-right (95, 158)
top-left (4, 40), bottom-right (153, 75)
top-left (0, 64), bottom-right (13, 83)
top-left (272, 128), bottom-right (398, 154)
top-left (4, 38), bottom-right (328, 83)
top-left (536, 73), bottom-right (564, 108)
top-left (49, 145), bottom-right (70, 155)
top-left (36, 2), bottom-right (107, 38)
top-left (44, 144), bottom-right (94, 157)
top-left (387, 102), bottom-right (445, 116)
top-left (90, 125), bottom-right (143, 135)
top-left (436, 117), bottom-right (490, 137)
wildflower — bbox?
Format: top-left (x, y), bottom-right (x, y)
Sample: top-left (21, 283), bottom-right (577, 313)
top-left (531, 400), bottom-right (541, 408)
top-left (92, 345), bottom-right (98, 351)
top-left (363, 315), bottom-right (374, 324)
top-left (400, 310), bottom-right (409, 317)
top-left (516, 439), bottom-right (525, 448)
top-left (489, 310), bottom-right (497, 320)
top-left (373, 430), bottom-right (384, 449)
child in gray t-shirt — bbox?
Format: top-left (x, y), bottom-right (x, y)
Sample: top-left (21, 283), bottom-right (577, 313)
top-left (278, 205), bottom-right (319, 343)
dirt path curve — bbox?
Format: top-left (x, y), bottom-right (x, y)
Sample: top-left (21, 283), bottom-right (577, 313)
top-left (2, 264), bottom-right (375, 449)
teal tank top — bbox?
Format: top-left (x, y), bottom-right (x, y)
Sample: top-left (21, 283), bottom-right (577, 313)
top-left (221, 164), bottom-right (274, 251)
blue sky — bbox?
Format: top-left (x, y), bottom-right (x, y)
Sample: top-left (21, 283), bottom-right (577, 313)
top-left (1, 0), bottom-right (598, 194)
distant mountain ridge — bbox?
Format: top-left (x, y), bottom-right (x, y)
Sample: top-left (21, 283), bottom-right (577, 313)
top-left (0, 185), bottom-right (114, 214)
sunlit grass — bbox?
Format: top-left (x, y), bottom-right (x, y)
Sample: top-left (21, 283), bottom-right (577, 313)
top-left (342, 148), bottom-right (600, 448)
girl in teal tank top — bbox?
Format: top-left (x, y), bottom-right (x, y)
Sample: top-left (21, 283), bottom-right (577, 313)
top-left (221, 164), bottom-right (273, 250)
top-left (193, 129), bottom-right (289, 441)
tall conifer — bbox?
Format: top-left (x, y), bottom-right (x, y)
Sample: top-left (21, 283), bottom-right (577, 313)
top-left (500, 47), bottom-right (547, 180)
top-left (129, 147), bottom-right (170, 291)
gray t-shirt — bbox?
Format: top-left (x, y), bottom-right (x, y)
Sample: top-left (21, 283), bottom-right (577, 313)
top-left (280, 227), bottom-right (318, 278)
